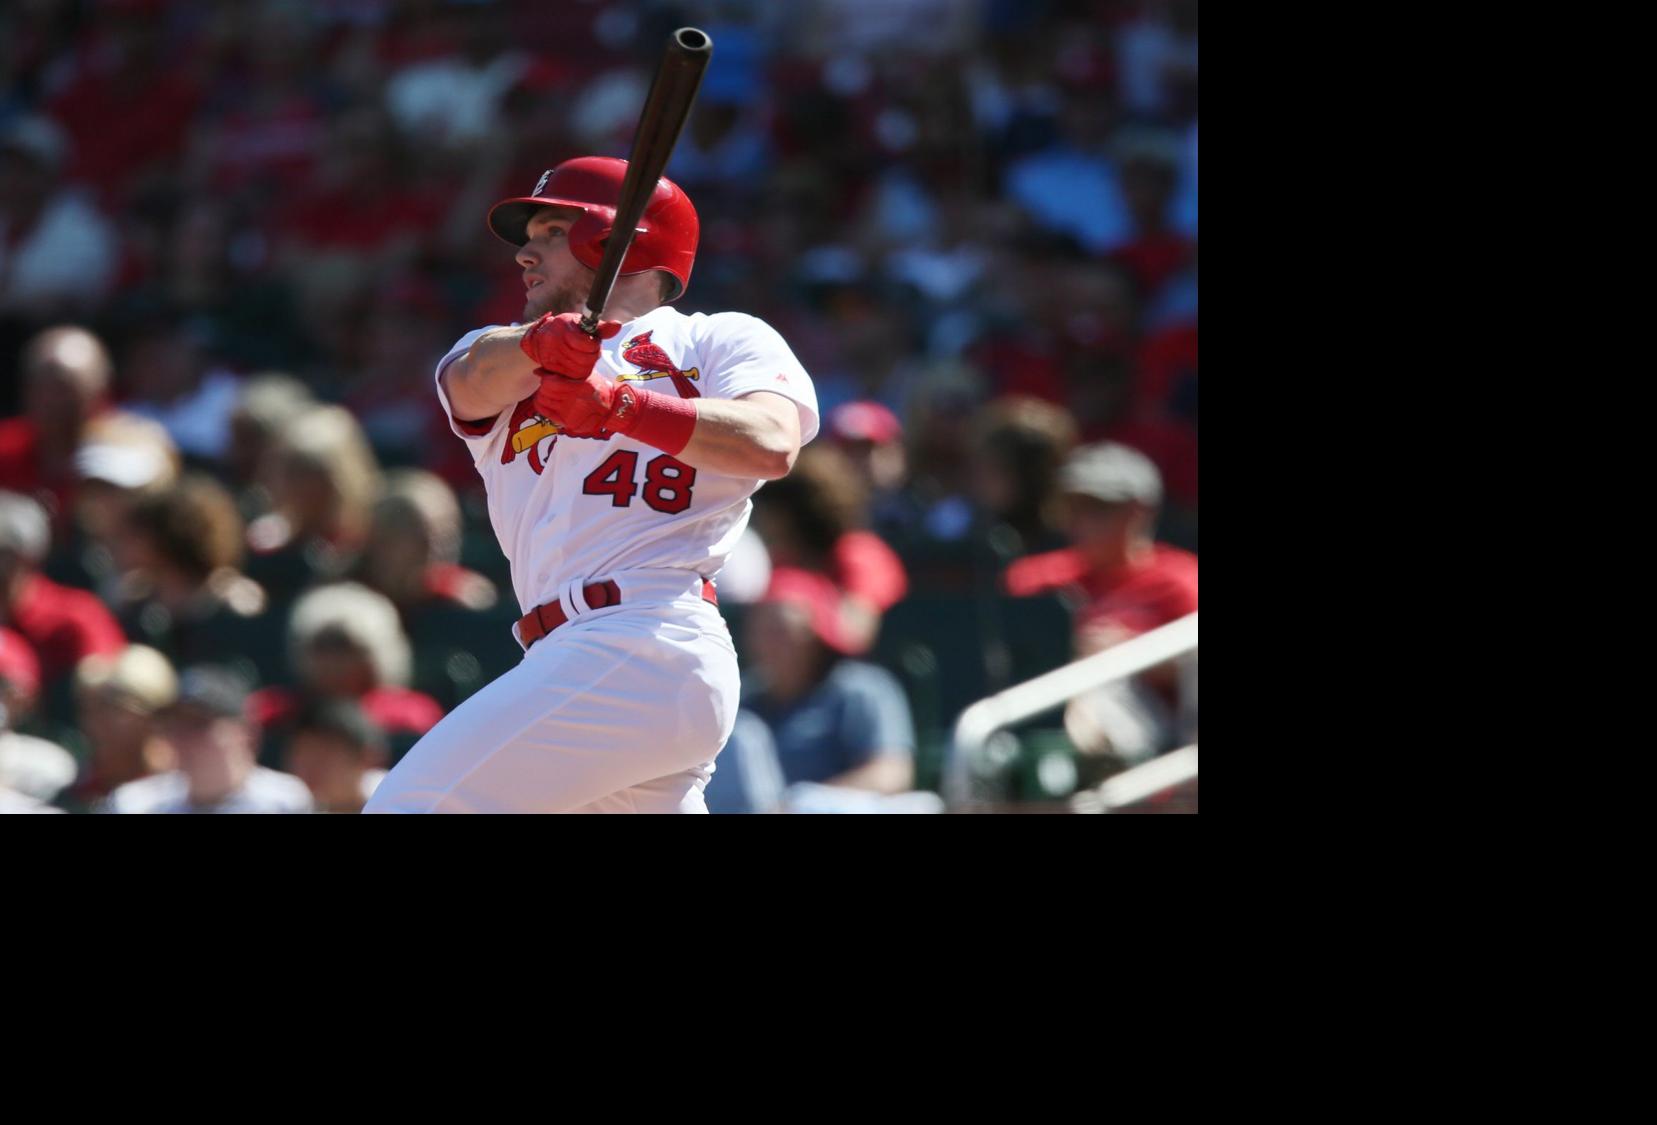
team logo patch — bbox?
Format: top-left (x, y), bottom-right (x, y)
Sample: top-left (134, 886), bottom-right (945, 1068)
top-left (618, 331), bottom-right (701, 398)
top-left (532, 170), bottom-right (551, 196)
top-left (502, 397), bottom-right (561, 475)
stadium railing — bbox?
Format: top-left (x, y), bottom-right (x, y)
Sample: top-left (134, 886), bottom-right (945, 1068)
top-left (946, 612), bottom-right (1198, 810)
top-left (1069, 744), bottom-right (1198, 814)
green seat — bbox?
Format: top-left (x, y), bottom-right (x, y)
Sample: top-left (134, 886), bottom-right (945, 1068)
top-left (189, 604), bottom-right (295, 689)
top-left (1011, 726), bottom-right (1081, 802)
top-left (407, 603), bottom-right (524, 711)
top-left (874, 593), bottom-right (1074, 728)
top-left (871, 592), bottom-right (1075, 793)
top-left (458, 529), bottom-right (513, 591)
top-left (993, 593), bottom-right (1077, 685)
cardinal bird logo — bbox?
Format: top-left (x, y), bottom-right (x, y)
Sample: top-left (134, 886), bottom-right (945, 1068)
top-left (502, 396), bottom-right (560, 474)
top-left (618, 331), bottom-right (701, 398)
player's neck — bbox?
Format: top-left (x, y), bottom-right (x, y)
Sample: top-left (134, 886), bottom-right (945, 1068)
top-left (590, 271), bottom-right (668, 327)
top-left (590, 296), bottom-right (662, 327)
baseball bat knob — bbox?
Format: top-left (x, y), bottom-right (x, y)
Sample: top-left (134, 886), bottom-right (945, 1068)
top-left (674, 27), bottom-right (711, 52)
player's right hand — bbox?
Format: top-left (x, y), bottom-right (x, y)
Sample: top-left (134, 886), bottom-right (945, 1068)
top-left (533, 367), bottom-right (620, 437)
top-left (519, 312), bottom-right (623, 380)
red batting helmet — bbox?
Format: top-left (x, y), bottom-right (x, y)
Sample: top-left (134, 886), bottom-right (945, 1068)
top-left (487, 156), bottom-right (700, 302)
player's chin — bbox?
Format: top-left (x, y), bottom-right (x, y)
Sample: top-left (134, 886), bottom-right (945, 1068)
top-left (522, 288), bottom-right (582, 322)
top-left (521, 292), bottom-right (550, 321)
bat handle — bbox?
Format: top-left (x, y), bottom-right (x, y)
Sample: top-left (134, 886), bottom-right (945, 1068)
top-left (578, 306), bottom-right (602, 337)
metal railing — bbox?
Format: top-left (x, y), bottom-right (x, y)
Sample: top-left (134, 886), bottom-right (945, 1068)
top-left (946, 612), bottom-right (1198, 805)
top-left (1070, 744), bottom-right (1198, 814)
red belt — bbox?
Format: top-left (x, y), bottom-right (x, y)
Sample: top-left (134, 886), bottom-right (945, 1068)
top-left (517, 578), bottom-right (718, 650)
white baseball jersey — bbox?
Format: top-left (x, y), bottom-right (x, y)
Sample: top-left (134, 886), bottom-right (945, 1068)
top-left (435, 305), bottom-right (819, 620)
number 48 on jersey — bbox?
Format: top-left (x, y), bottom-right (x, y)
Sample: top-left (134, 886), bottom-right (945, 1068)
top-left (582, 450), bottom-right (697, 514)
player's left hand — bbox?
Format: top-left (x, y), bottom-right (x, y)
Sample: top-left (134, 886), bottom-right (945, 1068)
top-left (519, 312), bottom-right (623, 379)
top-left (533, 367), bottom-right (624, 438)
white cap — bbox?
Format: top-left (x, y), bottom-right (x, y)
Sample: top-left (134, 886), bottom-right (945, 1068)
top-left (75, 441), bottom-right (172, 489)
top-left (0, 492), bottom-right (50, 562)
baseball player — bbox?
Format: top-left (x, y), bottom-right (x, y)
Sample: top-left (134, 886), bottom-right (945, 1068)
top-left (365, 156), bottom-right (818, 813)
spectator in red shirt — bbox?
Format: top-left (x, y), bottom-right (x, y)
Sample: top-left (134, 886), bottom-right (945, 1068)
top-left (1005, 442), bottom-right (1197, 648)
top-left (356, 469), bottom-right (497, 622)
top-left (249, 582), bottom-right (444, 757)
top-left (0, 325), bottom-right (117, 529)
top-left (0, 490), bottom-right (126, 698)
top-left (1002, 443), bottom-right (1197, 768)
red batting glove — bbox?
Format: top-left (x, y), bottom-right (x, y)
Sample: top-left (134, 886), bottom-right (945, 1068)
top-left (533, 367), bottom-right (623, 438)
top-left (518, 312), bottom-right (622, 379)
top-left (533, 370), bottom-right (700, 454)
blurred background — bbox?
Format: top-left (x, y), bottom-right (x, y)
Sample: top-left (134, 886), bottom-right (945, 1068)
top-left (0, 0), bottom-right (1197, 814)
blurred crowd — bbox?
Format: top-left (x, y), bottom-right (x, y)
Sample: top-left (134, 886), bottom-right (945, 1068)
top-left (1, 0), bottom-right (1197, 813)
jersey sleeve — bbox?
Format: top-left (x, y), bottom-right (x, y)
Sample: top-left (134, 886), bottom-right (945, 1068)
top-left (696, 312), bottom-right (820, 443)
top-left (434, 326), bottom-right (509, 445)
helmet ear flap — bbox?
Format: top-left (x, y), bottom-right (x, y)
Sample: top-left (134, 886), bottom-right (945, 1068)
top-left (566, 208), bottom-right (613, 272)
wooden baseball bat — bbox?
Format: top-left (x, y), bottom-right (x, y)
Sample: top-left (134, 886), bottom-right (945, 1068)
top-left (579, 26), bottom-right (713, 335)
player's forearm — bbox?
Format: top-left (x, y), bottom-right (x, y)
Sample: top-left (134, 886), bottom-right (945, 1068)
top-left (444, 327), bottom-right (540, 421)
top-left (674, 393), bottom-right (801, 479)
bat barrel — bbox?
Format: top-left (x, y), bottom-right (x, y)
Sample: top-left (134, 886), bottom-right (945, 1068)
top-left (581, 28), bottom-right (713, 332)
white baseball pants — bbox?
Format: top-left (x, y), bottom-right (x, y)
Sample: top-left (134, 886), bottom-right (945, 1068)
top-left (365, 573), bottom-right (739, 814)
